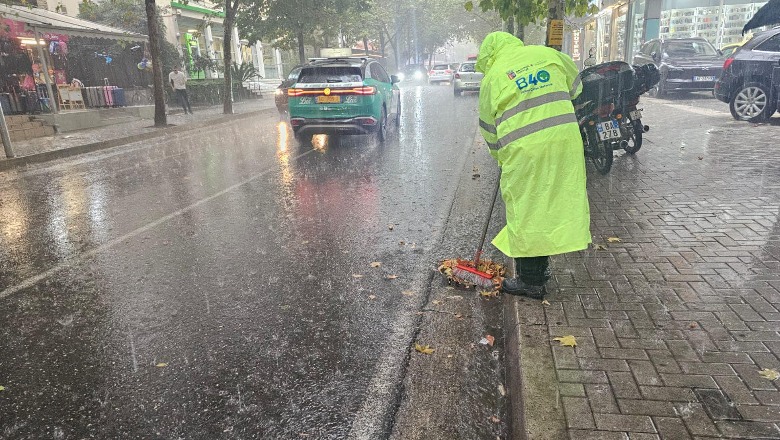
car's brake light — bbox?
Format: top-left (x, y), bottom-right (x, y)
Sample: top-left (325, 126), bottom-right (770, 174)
top-left (351, 86), bottom-right (376, 95)
top-left (446, 69), bottom-right (452, 74)
top-left (429, 70), bottom-right (434, 74)
top-left (723, 57), bottom-right (735, 71)
top-left (288, 88), bottom-right (304, 97)
top-left (455, 73), bottom-right (460, 79)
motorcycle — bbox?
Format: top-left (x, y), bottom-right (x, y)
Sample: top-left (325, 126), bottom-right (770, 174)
top-left (573, 62), bottom-right (660, 174)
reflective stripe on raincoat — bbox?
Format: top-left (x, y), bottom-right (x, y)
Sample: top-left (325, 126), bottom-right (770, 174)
top-left (476, 32), bottom-right (591, 258)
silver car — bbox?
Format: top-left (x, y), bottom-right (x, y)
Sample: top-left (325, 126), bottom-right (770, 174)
top-left (429, 63), bottom-right (455, 84)
top-left (453, 62), bottom-right (483, 96)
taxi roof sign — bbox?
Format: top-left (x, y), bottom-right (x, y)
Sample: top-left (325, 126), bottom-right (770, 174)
top-left (320, 48), bottom-right (353, 58)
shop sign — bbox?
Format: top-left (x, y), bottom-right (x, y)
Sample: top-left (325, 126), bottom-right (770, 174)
top-left (572, 30), bottom-right (581, 61)
top-left (0, 19), bottom-right (69, 42)
top-left (548, 19), bottom-right (564, 46)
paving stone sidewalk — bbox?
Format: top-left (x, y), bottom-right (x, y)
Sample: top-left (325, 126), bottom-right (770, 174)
top-left (515, 98), bottom-right (780, 439)
top-left (1, 97), bottom-right (276, 160)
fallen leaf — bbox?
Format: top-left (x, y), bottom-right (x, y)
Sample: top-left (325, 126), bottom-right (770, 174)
top-left (387, 224), bottom-right (394, 231)
top-left (414, 343), bottom-right (435, 354)
top-left (156, 363), bottom-right (168, 368)
top-left (399, 241), bottom-right (405, 245)
top-left (594, 244), bottom-right (607, 250)
top-left (432, 300), bottom-right (442, 305)
top-left (607, 237), bottom-right (621, 243)
top-left (454, 313), bottom-right (463, 319)
top-left (758, 368), bottom-right (779, 381)
top-left (480, 290), bottom-right (497, 298)
top-left (386, 274), bottom-right (399, 280)
top-left (541, 299), bottom-right (550, 306)
top-left (0, 386), bottom-right (5, 391)
top-left (370, 262), bottom-right (382, 268)
top-left (484, 335), bottom-right (495, 346)
top-left (698, 156), bottom-right (704, 160)
top-left (553, 335), bottom-right (577, 347)
top-left (447, 354), bottom-right (454, 358)
top-left (352, 274), bottom-right (364, 278)
top-left (368, 295), bottom-right (376, 299)
top-left (489, 415), bottom-right (501, 423)
top-left (689, 322), bottom-right (698, 329)
top-left (301, 240), bottom-right (309, 245)
top-left (402, 290), bottom-right (415, 296)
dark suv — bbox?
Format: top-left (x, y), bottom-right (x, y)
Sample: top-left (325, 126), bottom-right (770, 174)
top-left (715, 26), bottom-right (780, 122)
top-left (633, 37), bottom-right (723, 97)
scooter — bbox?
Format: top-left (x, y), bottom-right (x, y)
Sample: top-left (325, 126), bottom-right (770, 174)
top-left (573, 62), bottom-right (659, 174)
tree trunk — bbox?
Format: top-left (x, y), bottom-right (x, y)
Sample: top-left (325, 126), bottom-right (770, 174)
top-left (379, 32), bottom-right (385, 59)
top-left (297, 30), bottom-right (306, 64)
top-left (223, 0), bottom-right (236, 114)
top-left (516, 19), bottom-right (525, 40)
top-left (505, 18), bottom-right (514, 35)
top-left (363, 36), bottom-right (370, 56)
top-left (145, 0), bottom-right (166, 127)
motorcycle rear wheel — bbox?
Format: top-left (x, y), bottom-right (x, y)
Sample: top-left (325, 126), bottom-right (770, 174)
top-left (623, 119), bottom-right (643, 155)
top-left (590, 140), bottom-right (613, 174)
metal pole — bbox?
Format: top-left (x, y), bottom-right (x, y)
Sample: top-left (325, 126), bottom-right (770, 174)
top-left (0, 101), bottom-right (14, 158)
top-left (33, 26), bottom-right (58, 114)
top-left (546, 0), bottom-right (565, 51)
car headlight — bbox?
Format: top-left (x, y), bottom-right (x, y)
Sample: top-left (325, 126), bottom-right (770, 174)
top-left (414, 71), bottom-right (423, 80)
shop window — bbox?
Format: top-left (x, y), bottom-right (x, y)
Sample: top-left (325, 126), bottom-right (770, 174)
top-left (756, 34), bottom-right (780, 52)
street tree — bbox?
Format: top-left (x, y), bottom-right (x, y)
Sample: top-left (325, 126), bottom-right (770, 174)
top-left (144, 0), bottom-right (167, 127)
top-left (220, 0), bottom-right (241, 114)
top-left (464, 0), bottom-right (596, 39)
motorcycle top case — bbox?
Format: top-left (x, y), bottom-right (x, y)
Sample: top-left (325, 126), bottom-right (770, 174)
top-left (574, 61), bottom-right (635, 107)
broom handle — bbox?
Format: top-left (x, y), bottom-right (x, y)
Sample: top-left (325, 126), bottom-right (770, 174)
top-left (474, 172), bottom-right (502, 267)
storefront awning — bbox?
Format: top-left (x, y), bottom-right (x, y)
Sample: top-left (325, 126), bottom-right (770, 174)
top-left (0, 4), bottom-right (147, 42)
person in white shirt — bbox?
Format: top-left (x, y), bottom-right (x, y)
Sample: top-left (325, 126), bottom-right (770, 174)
top-left (168, 66), bottom-right (193, 114)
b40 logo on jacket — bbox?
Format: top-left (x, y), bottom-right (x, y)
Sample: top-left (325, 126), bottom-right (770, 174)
top-left (514, 70), bottom-right (551, 91)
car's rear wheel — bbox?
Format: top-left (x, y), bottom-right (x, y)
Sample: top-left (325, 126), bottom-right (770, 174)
top-left (729, 82), bottom-right (775, 122)
top-left (377, 108), bottom-right (388, 143)
top-left (649, 82), bottom-right (666, 98)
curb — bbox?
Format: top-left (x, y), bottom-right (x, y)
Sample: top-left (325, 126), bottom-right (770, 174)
top-left (504, 262), bottom-right (568, 440)
top-left (0, 107), bottom-right (277, 172)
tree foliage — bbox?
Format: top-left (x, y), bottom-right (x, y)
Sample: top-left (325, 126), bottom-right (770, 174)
top-left (465, 0), bottom-right (596, 26)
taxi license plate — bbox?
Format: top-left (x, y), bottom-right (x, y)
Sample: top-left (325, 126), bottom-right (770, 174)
top-left (596, 120), bottom-right (620, 141)
top-left (693, 76), bottom-right (715, 82)
top-left (316, 96), bottom-right (341, 104)
top-left (629, 110), bottom-right (642, 120)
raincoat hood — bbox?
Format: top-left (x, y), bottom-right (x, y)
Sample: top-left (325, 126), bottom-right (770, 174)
top-left (475, 31), bottom-right (525, 74)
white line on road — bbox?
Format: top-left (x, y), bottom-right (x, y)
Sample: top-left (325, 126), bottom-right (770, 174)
top-left (0, 147), bottom-right (315, 300)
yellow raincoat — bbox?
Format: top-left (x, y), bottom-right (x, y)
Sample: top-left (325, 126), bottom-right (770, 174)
top-left (477, 32), bottom-right (591, 257)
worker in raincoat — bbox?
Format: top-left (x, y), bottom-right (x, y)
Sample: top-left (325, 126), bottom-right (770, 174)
top-left (476, 32), bottom-right (591, 299)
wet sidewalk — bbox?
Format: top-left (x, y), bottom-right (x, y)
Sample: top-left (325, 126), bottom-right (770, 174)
top-left (509, 97), bottom-right (780, 439)
top-left (0, 97), bottom-right (277, 167)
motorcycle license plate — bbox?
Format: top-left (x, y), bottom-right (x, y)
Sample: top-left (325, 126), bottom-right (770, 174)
top-left (693, 76), bottom-right (715, 82)
top-left (596, 120), bottom-right (620, 141)
top-left (629, 110), bottom-right (642, 120)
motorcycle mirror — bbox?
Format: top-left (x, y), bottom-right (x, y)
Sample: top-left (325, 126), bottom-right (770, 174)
top-left (651, 52), bottom-right (660, 62)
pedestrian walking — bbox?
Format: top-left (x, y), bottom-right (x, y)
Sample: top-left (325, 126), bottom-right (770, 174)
top-left (476, 31), bottom-right (592, 299)
top-left (169, 66), bottom-right (193, 114)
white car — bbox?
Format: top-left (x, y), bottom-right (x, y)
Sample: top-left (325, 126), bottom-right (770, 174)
top-left (453, 62), bottom-right (483, 96)
top-left (428, 63), bottom-right (455, 84)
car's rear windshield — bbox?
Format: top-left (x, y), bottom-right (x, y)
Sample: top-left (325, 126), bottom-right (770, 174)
top-left (665, 41), bottom-right (717, 57)
top-left (298, 66), bottom-right (363, 83)
top-left (459, 63), bottom-right (476, 72)
top-left (433, 64), bottom-right (449, 70)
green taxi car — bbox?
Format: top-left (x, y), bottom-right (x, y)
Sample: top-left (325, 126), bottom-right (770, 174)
top-left (287, 57), bottom-right (401, 143)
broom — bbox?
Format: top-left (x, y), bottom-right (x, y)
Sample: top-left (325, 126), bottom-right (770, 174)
top-left (452, 173), bottom-right (502, 289)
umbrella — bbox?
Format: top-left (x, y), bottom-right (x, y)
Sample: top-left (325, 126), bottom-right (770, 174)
top-left (743, 0), bottom-right (780, 34)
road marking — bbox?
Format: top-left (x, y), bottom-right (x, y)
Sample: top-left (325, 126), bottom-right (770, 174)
top-left (657, 102), bottom-right (729, 117)
top-left (0, 147), bottom-right (316, 300)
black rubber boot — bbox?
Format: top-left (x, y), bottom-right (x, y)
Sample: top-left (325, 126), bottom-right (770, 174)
top-left (501, 278), bottom-right (546, 299)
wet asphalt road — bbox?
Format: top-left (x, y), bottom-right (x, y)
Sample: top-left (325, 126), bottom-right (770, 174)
top-left (0, 85), bottom-right (482, 439)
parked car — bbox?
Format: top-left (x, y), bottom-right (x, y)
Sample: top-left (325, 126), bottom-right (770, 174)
top-left (633, 37), bottom-right (723, 97)
top-left (715, 26), bottom-right (780, 122)
top-left (399, 64), bottom-right (428, 83)
top-left (453, 62), bottom-right (483, 96)
top-left (428, 63), bottom-right (455, 84)
top-left (287, 57), bottom-right (401, 143)
top-left (275, 66), bottom-right (302, 113)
